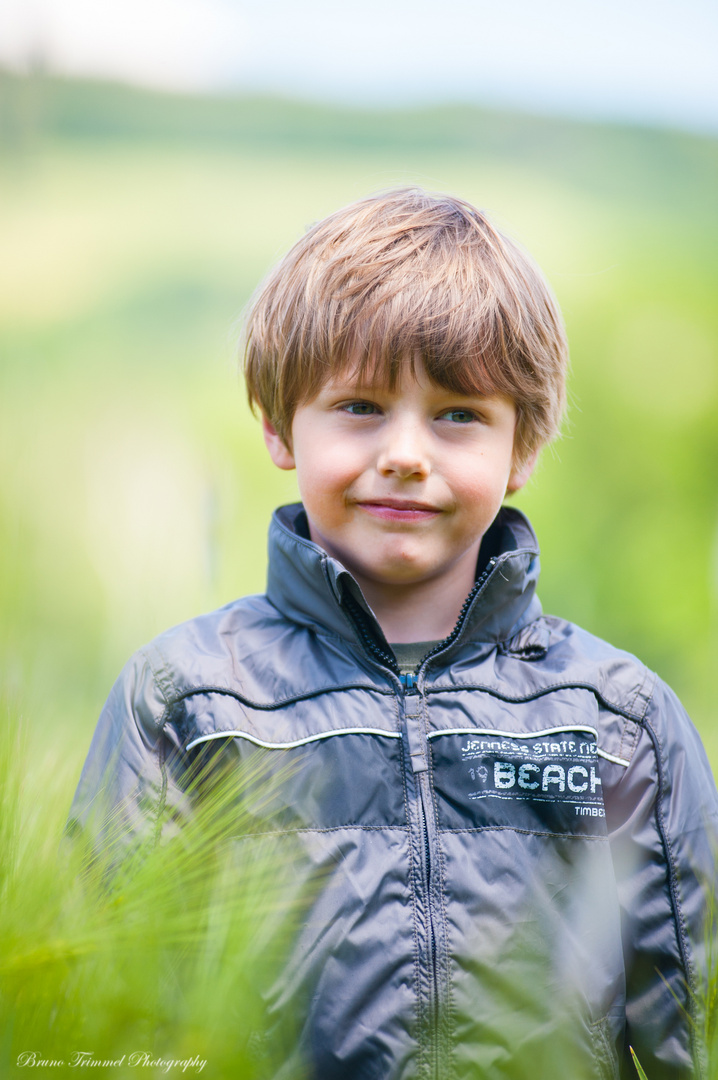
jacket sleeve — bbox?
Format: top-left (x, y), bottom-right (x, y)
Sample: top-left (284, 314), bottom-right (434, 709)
top-left (67, 649), bottom-right (194, 859)
top-left (608, 674), bottom-right (718, 1080)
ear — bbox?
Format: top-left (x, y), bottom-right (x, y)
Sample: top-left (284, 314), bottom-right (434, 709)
top-left (261, 414), bottom-right (296, 471)
top-left (506, 448), bottom-right (539, 494)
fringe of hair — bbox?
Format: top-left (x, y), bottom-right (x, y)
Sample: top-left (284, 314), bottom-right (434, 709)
top-left (243, 188), bottom-right (568, 468)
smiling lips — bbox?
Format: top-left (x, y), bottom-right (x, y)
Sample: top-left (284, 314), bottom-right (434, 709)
top-left (356, 498), bottom-right (442, 523)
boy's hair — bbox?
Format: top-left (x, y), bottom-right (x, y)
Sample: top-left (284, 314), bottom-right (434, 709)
top-left (243, 188), bottom-right (568, 468)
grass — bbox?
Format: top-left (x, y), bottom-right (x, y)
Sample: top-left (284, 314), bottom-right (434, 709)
top-left (1, 696), bottom-right (716, 1078)
top-left (630, 1048), bottom-right (650, 1080)
top-left (0, 703), bottom-right (315, 1078)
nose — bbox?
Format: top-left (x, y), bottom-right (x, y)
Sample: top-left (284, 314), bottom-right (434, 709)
top-left (376, 416), bottom-right (431, 480)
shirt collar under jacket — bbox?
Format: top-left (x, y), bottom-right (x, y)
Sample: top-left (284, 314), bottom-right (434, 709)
top-left (266, 503), bottom-right (545, 675)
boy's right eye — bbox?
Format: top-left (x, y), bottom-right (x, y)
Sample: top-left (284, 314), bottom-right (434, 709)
top-left (343, 401), bottom-right (378, 415)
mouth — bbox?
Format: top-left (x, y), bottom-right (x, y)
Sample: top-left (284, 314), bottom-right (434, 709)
top-left (356, 498), bottom-right (442, 522)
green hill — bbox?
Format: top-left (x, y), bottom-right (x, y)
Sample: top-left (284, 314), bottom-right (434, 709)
top-left (2, 71), bottom-right (716, 205)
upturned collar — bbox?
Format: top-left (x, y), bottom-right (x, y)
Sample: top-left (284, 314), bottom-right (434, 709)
top-left (265, 502), bottom-right (543, 672)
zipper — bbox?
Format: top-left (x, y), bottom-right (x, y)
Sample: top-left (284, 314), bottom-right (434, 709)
top-left (416, 556), bottom-right (497, 675)
top-left (342, 562), bottom-right (500, 1075)
top-left (341, 591), bottom-right (401, 676)
top-left (419, 778), bottom-right (440, 1066)
top-left (403, 678), bottom-right (440, 1074)
top-left (342, 555), bottom-right (499, 683)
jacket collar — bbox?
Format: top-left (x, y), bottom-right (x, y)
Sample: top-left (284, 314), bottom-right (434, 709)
top-left (265, 502), bottom-right (543, 667)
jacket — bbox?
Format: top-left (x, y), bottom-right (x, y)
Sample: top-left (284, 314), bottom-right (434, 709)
top-left (69, 503), bottom-right (718, 1079)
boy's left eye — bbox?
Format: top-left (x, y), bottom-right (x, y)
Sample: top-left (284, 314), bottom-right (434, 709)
top-left (440, 409), bottom-right (477, 424)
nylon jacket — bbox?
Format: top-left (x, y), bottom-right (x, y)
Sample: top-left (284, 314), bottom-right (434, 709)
top-left (69, 504), bottom-right (718, 1080)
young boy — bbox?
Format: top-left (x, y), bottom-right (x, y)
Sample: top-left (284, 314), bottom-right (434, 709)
top-left (70, 189), bottom-right (717, 1079)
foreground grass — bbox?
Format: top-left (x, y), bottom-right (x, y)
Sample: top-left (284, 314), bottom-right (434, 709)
top-left (0, 706), bottom-right (313, 1079)
top-left (2, 697), bottom-right (716, 1079)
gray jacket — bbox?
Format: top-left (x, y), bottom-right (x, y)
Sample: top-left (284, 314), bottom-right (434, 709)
top-left (70, 504), bottom-right (718, 1079)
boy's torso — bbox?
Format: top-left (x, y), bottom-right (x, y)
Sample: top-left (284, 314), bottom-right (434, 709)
top-left (72, 504), bottom-right (711, 1080)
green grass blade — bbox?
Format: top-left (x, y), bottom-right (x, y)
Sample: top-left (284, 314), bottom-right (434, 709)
top-left (630, 1046), bottom-right (649, 1080)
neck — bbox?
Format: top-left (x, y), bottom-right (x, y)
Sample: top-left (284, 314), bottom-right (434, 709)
top-left (352, 551), bottom-right (480, 644)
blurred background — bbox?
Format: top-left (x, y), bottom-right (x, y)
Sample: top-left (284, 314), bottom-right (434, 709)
top-left (1, 0), bottom-right (717, 784)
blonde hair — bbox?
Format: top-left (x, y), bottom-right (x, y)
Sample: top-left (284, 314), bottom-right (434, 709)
top-left (243, 188), bottom-right (567, 467)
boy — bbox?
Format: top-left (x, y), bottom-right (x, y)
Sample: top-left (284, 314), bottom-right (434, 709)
top-left (70, 189), bottom-right (718, 1079)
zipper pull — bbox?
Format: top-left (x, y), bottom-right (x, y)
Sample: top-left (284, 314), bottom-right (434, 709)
top-left (401, 675), bottom-right (426, 771)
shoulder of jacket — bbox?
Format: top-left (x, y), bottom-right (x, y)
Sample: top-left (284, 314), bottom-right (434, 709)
top-left (524, 620), bottom-right (714, 800)
top-left (129, 593), bottom-right (285, 704)
top-left (524, 614), bottom-right (657, 722)
top-left (124, 592), bottom-right (384, 712)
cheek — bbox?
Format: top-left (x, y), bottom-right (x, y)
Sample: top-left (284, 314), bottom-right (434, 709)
top-left (450, 459), bottom-right (512, 520)
top-left (295, 456), bottom-right (352, 520)
top-left (296, 443), bottom-right (362, 493)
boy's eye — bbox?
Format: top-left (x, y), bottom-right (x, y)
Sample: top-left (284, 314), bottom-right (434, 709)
top-left (344, 401), bottom-right (378, 415)
top-left (441, 408), bottom-right (477, 424)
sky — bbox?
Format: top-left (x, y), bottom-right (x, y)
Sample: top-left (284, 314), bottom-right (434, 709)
top-left (1, 0), bottom-right (717, 133)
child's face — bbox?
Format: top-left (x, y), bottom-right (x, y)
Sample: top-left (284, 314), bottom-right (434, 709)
top-left (263, 359), bottom-right (534, 599)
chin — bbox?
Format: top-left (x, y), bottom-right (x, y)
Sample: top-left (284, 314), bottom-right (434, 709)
top-left (364, 562), bottom-right (432, 587)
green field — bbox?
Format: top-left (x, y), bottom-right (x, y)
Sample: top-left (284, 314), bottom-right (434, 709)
top-left (1, 73), bottom-right (717, 1075)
